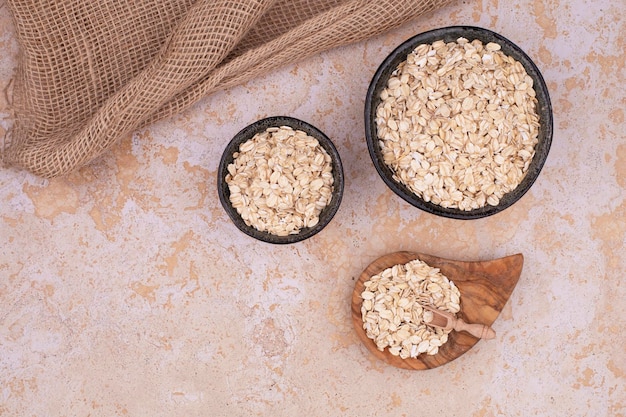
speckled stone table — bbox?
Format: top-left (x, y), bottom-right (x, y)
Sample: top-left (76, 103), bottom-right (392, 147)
top-left (1, 1), bottom-right (624, 416)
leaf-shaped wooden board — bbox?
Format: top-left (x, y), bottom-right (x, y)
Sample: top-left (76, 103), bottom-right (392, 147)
top-left (351, 252), bottom-right (523, 370)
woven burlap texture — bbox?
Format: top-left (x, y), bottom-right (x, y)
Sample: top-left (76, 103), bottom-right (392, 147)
top-left (2, 0), bottom-right (451, 178)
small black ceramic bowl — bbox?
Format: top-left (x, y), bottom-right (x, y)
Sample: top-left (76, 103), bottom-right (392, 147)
top-left (218, 116), bottom-right (344, 244)
top-left (365, 26), bottom-right (553, 219)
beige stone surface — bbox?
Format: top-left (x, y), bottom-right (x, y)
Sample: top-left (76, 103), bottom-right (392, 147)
top-left (1, 1), bottom-right (624, 416)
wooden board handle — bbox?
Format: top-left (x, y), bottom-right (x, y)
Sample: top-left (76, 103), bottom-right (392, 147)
top-left (453, 318), bottom-right (496, 340)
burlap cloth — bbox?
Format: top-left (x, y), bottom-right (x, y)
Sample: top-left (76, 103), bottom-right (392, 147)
top-left (1, 0), bottom-right (452, 178)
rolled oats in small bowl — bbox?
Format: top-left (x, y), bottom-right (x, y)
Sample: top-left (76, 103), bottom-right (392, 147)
top-left (218, 116), bottom-right (344, 244)
top-left (365, 26), bottom-right (553, 219)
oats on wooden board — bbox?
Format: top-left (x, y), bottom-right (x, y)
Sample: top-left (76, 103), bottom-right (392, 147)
top-left (360, 258), bottom-right (461, 359)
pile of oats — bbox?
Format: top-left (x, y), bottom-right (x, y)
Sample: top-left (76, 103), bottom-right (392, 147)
top-left (225, 126), bottom-right (335, 236)
top-left (360, 259), bottom-right (461, 359)
top-left (376, 38), bottom-right (540, 210)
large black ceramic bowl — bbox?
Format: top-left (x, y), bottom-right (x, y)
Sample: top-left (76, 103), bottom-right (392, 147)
top-left (218, 116), bottom-right (344, 244)
top-left (365, 26), bottom-right (553, 219)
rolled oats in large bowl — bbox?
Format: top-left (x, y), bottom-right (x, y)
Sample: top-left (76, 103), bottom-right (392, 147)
top-left (218, 116), bottom-right (344, 244)
top-left (365, 26), bottom-right (553, 219)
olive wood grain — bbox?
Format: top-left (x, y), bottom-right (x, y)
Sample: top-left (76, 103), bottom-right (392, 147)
top-left (351, 251), bottom-right (523, 370)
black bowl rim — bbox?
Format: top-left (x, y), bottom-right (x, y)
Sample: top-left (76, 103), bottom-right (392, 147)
top-left (365, 25), bottom-right (553, 220)
top-left (218, 116), bottom-right (345, 244)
